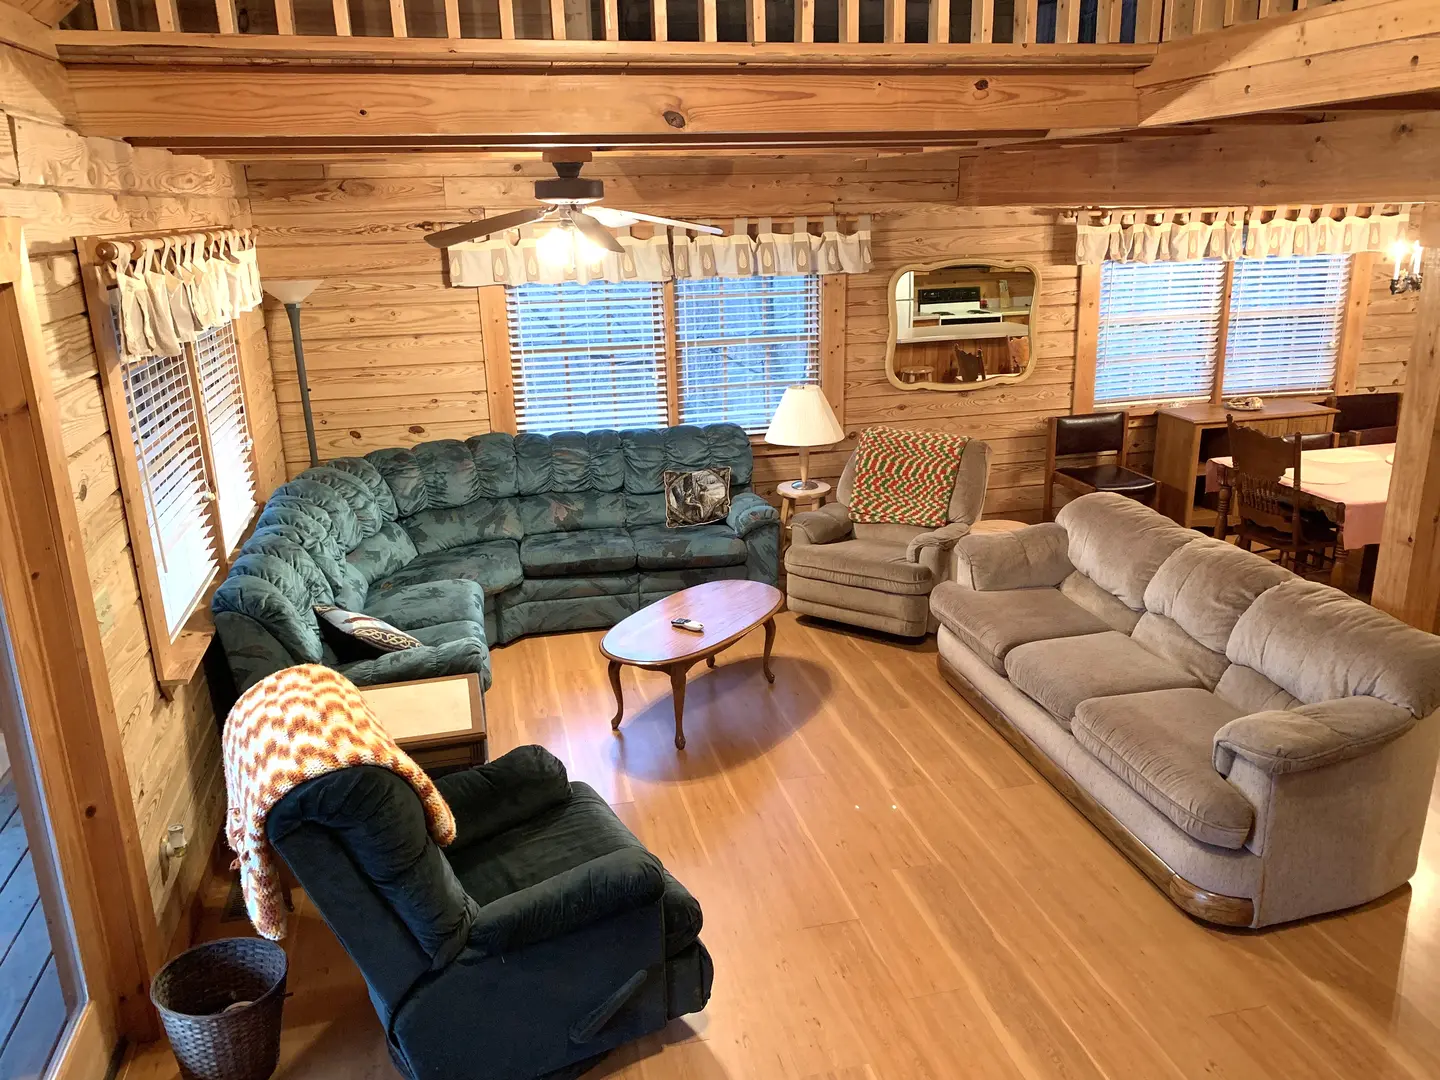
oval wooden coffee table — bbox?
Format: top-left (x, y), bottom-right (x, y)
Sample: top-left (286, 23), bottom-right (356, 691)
top-left (601, 579), bottom-right (784, 750)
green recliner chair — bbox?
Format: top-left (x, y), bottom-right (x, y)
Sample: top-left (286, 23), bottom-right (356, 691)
top-left (266, 745), bottom-right (712, 1080)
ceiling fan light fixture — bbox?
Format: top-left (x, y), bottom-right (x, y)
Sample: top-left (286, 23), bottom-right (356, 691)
top-left (536, 219), bottom-right (606, 268)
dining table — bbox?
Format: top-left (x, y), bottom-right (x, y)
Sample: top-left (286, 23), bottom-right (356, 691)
top-left (1205, 442), bottom-right (1394, 588)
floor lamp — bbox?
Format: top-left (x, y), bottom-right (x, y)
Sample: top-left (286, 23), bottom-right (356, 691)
top-left (264, 279), bottom-right (323, 468)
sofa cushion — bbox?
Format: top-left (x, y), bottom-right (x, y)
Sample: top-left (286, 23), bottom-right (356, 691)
top-left (950, 522), bottom-right (1072, 592)
top-left (447, 781), bottom-right (702, 957)
top-left (1060, 571), bottom-right (1143, 634)
top-left (373, 540), bottom-right (524, 597)
top-left (516, 430), bottom-right (625, 494)
top-left (785, 539), bottom-right (932, 594)
top-left (364, 579), bottom-right (487, 632)
top-left (929, 583), bottom-right (1109, 675)
top-left (402, 499), bottom-right (525, 554)
top-left (1143, 536), bottom-right (1292, 653)
top-left (347, 521), bottom-right (420, 586)
top-left (300, 465), bottom-right (385, 539)
top-left (326, 456), bottom-right (399, 521)
top-left (629, 523), bottom-right (748, 570)
top-left (1073, 689), bottom-right (1254, 850)
top-left (1005, 631), bottom-right (1203, 725)
top-left (517, 492), bottom-right (627, 536)
top-left (1227, 578), bottom-right (1440, 716)
top-left (408, 619), bottom-right (489, 649)
top-left (622, 424), bottom-right (753, 495)
top-left (273, 477), bottom-right (364, 551)
top-left (1215, 664), bottom-right (1300, 713)
top-left (1132, 612), bottom-right (1230, 691)
top-left (1055, 492), bottom-right (1196, 610)
top-left (520, 528), bottom-right (637, 577)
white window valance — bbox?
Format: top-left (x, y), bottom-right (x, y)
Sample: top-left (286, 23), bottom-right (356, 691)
top-left (107, 230), bottom-right (262, 362)
top-left (448, 215), bottom-right (872, 287)
top-left (1073, 205), bottom-right (1415, 265)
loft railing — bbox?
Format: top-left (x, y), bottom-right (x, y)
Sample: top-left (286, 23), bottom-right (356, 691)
top-left (58, 0), bottom-right (1340, 46)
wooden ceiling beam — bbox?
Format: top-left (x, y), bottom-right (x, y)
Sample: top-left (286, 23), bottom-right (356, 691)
top-left (63, 68), bottom-right (1139, 143)
top-left (957, 110), bottom-right (1440, 206)
top-left (1139, 0), bottom-right (1440, 126)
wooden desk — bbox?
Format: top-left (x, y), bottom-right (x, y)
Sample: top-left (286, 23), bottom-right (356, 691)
top-left (360, 672), bottom-right (487, 770)
top-left (1153, 400), bottom-right (1337, 528)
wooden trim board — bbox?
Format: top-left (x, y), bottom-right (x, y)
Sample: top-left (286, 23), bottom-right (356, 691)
top-left (937, 652), bottom-right (1256, 928)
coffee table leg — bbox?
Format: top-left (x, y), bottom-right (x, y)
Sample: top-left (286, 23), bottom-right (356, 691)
top-left (671, 663), bottom-right (689, 750)
top-left (762, 617), bottom-right (776, 684)
top-left (608, 660), bottom-right (625, 731)
top-left (706, 655), bottom-right (716, 669)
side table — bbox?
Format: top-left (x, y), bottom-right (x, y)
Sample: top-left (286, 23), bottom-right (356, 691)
top-left (360, 672), bottom-right (488, 770)
top-left (776, 480), bottom-right (832, 527)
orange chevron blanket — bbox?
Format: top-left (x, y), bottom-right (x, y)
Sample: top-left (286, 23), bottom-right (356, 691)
top-left (223, 664), bottom-right (456, 940)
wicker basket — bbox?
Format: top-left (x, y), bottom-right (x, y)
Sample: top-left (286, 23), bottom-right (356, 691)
top-left (150, 937), bottom-right (288, 1080)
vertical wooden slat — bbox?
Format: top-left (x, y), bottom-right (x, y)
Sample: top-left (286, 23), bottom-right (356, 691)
top-left (839, 0), bottom-right (859, 42)
top-left (272, 0), bottom-right (295, 34)
top-left (1135, 0), bottom-right (1161, 43)
top-left (548, 0), bottom-right (566, 38)
top-left (927, 0), bottom-right (949, 43)
top-left (662, 282), bottom-right (680, 426)
top-left (1258, 0), bottom-right (1285, 17)
top-left (702, 0), bottom-right (717, 40)
top-left (563, 0), bottom-right (591, 38)
top-left (883, 0), bottom-right (903, 42)
top-left (1333, 252), bottom-right (1375, 395)
top-left (1055, 0), bottom-right (1079, 43)
top-left (1073, 264), bottom-right (1101, 415)
top-left (334, 0), bottom-right (353, 35)
top-left (390, 0), bottom-right (408, 37)
top-left (154, 0), bottom-right (180, 31)
top-left (1012, 0), bottom-right (1038, 44)
top-left (1223, 0), bottom-right (1241, 27)
top-left (747, 0), bottom-right (766, 42)
top-left (820, 275), bottom-right (847, 428)
top-left (1107, 0), bottom-right (1123, 43)
top-left (1210, 259), bottom-right (1237, 405)
top-left (92, 0), bottom-right (119, 29)
top-left (795, 0), bottom-right (814, 42)
top-left (1093, 0), bottom-right (1117, 43)
top-left (478, 288), bottom-right (517, 435)
top-left (213, 0), bottom-right (237, 34)
top-left (651, 0), bottom-right (667, 40)
top-left (603, 0), bottom-right (618, 40)
top-left (499, 0), bottom-right (516, 38)
top-left (970, 0), bottom-right (993, 43)
top-left (1191, 0), bottom-right (1208, 33)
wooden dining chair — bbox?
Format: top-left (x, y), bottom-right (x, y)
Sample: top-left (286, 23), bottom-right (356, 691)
top-left (1325, 392), bottom-right (1400, 446)
top-left (1226, 418), bottom-right (1337, 574)
top-left (1297, 431), bottom-right (1338, 451)
top-left (1043, 410), bottom-right (1158, 520)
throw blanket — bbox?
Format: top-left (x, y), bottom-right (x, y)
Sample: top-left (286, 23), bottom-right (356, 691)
top-left (223, 664), bottom-right (456, 940)
top-left (848, 427), bottom-right (970, 527)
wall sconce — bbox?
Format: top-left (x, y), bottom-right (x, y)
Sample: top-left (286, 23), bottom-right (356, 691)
top-left (1389, 240), bottom-right (1423, 295)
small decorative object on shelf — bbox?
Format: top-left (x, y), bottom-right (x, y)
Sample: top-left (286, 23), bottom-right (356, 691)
top-left (1389, 239), bottom-right (1423, 294)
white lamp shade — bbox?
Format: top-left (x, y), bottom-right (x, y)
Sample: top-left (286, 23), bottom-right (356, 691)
top-left (764, 385), bottom-right (845, 447)
top-left (265, 279), bottom-right (323, 305)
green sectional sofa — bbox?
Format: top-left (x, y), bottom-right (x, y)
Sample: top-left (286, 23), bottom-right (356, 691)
top-left (213, 423), bottom-right (780, 694)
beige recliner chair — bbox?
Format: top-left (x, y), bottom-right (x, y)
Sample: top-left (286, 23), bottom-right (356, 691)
top-left (784, 439), bottom-right (991, 637)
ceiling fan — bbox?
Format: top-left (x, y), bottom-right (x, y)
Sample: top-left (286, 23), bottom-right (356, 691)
top-left (423, 151), bottom-right (723, 252)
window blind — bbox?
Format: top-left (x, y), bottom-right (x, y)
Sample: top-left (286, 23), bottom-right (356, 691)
top-left (1222, 255), bottom-right (1351, 396)
top-left (122, 353), bottom-right (217, 636)
top-left (675, 275), bottom-right (821, 434)
top-left (1095, 260), bottom-right (1226, 405)
top-left (194, 322), bottom-right (257, 553)
top-left (507, 281), bottom-right (667, 433)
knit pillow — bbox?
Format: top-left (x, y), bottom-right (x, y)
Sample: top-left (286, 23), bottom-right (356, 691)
top-left (313, 604), bottom-right (421, 663)
top-left (848, 427), bottom-right (970, 527)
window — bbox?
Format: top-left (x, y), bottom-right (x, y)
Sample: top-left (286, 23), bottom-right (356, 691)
top-left (1093, 254), bottom-right (1353, 406)
top-left (506, 281), bottom-right (668, 433)
top-left (1222, 256), bottom-right (1351, 396)
top-left (194, 322), bottom-right (259, 552)
top-left (502, 275), bottom-right (827, 436)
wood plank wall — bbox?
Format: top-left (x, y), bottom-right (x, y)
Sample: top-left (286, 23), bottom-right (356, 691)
top-left (0, 39), bottom-right (284, 950)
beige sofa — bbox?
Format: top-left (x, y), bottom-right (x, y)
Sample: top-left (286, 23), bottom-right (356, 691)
top-left (785, 439), bottom-right (991, 637)
top-left (931, 491), bottom-right (1440, 927)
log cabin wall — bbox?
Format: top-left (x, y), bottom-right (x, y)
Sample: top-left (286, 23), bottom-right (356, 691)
top-left (250, 154), bottom-right (1413, 521)
top-left (0, 38), bottom-right (284, 949)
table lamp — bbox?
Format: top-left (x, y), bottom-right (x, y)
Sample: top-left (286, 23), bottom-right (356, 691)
top-left (264, 279), bottom-right (324, 468)
top-left (764, 384), bottom-right (845, 490)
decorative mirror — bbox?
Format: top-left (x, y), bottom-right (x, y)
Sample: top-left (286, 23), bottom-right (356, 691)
top-left (885, 259), bottom-right (1042, 391)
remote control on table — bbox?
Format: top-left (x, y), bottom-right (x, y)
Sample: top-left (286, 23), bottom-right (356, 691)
top-left (671, 617), bottom-right (705, 633)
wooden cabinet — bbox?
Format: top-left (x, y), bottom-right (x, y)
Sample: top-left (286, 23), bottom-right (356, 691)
top-left (1153, 400), bottom-right (1338, 528)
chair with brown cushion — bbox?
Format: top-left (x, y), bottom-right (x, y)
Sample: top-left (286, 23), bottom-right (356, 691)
top-left (1326, 392), bottom-right (1400, 446)
top-left (1297, 431), bottom-right (1338, 451)
top-left (1043, 410), bottom-right (1157, 521)
top-left (1226, 417), bottom-right (1337, 574)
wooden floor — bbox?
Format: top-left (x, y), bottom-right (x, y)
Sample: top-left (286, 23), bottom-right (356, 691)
top-left (124, 613), bottom-right (1440, 1080)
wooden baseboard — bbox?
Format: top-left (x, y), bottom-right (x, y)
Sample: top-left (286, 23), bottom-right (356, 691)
top-left (937, 653), bottom-right (1256, 929)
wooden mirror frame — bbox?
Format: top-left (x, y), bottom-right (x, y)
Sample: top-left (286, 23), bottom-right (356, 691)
top-left (884, 257), bottom-right (1043, 393)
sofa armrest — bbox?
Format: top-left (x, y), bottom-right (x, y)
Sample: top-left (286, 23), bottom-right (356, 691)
top-left (340, 637), bottom-right (493, 691)
top-left (790, 503), bottom-right (853, 546)
top-left (435, 746), bottom-right (572, 850)
top-left (1213, 697), bottom-right (1418, 776)
top-left (951, 522), bottom-right (1073, 591)
top-left (726, 491), bottom-right (778, 537)
top-left (905, 521), bottom-right (972, 564)
top-left (468, 847), bottom-right (666, 958)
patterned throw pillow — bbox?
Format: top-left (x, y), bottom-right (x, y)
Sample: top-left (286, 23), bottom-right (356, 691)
top-left (313, 604), bottom-right (421, 663)
top-left (847, 427), bottom-right (970, 527)
top-left (663, 467), bottom-right (733, 528)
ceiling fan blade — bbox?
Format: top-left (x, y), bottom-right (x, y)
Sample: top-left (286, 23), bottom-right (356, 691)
top-left (571, 209), bottom-right (625, 254)
top-left (424, 207), bottom-right (548, 248)
top-left (591, 207), bottom-right (724, 236)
